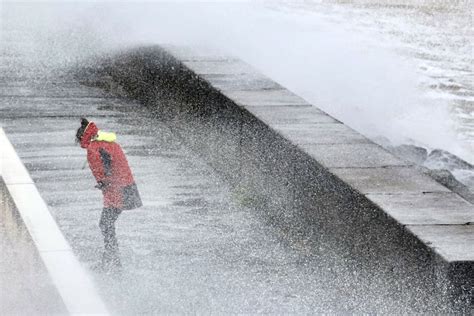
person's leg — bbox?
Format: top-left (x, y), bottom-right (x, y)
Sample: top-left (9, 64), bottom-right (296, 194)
top-left (99, 207), bottom-right (122, 268)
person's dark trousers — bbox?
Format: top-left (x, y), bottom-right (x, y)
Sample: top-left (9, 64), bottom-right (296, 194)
top-left (99, 207), bottom-right (122, 268)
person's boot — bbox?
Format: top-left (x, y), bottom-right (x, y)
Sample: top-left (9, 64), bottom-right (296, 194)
top-left (101, 248), bottom-right (122, 274)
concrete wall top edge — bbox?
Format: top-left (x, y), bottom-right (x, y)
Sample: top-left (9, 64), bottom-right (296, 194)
top-left (367, 192), bottom-right (474, 225)
top-left (247, 105), bottom-right (340, 124)
top-left (407, 225), bottom-right (474, 262)
top-left (161, 45), bottom-right (474, 264)
top-left (0, 128), bottom-right (109, 315)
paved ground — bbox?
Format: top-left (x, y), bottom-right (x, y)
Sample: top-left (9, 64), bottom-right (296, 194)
top-left (0, 3), bottom-right (462, 314)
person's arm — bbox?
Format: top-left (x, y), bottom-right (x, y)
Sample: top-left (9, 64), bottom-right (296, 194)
top-left (87, 147), bottom-right (112, 189)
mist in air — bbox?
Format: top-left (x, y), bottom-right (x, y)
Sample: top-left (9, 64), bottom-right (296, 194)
top-left (2, 1), bottom-right (473, 314)
top-left (1, 0), bottom-right (472, 164)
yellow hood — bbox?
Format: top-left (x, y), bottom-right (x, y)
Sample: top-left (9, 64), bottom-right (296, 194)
top-left (94, 130), bottom-right (116, 142)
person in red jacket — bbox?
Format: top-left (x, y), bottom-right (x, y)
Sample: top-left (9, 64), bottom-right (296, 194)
top-left (76, 118), bottom-right (142, 269)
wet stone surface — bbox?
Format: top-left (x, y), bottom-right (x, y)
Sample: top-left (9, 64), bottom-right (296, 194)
top-left (331, 167), bottom-right (452, 195)
top-left (183, 60), bottom-right (259, 76)
top-left (368, 192), bottom-right (474, 225)
top-left (202, 73), bottom-right (283, 92)
top-left (276, 122), bottom-right (371, 145)
top-left (224, 89), bottom-right (310, 107)
top-left (303, 143), bottom-right (408, 168)
top-left (407, 225), bottom-right (474, 262)
top-left (247, 104), bottom-right (339, 125)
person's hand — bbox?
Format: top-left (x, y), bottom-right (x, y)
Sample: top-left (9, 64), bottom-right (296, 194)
top-left (95, 181), bottom-right (109, 191)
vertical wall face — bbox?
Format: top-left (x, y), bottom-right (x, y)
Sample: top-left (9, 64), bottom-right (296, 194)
top-left (85, 46), bottom-right (472, 313)
top-left (0, 128), bottom-right (110, 315)
top-left (0, 179), bottom-right (68, 315)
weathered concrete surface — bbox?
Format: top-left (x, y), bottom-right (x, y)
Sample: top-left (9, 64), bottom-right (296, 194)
top-left (331, 166), bottom-right (451, 194)
top-left (408, 225), bottom-right (474, 262)
top-left (248, 104), bottom-right (339, 124)
top-left (204, 74), bottom-right (283, 91)
top-left (183, 60), bottom-right (256, 75)
top-left (0, 179), bottom-right (67, 315)
top-left (224, 89), bottom-right (310, 106)
top-left (368, 192), bottom-right (474, 225)
top-left (276, 123), bottom-right (371, 145)
top-left (303, 143), bottom-right (407, 168)
top-left (92, 45), bottom-right (473, 312)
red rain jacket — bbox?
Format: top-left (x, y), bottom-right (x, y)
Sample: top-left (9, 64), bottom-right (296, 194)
top-left (80, 122), bottom-right (142, 210)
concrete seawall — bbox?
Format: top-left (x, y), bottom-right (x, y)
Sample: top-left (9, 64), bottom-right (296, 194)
top-left (86, 45), bottom-right (473, 312)
top-left (0, 176), bottom-right (67, 315)
top-left (0, 128), bottom-right (109, 315)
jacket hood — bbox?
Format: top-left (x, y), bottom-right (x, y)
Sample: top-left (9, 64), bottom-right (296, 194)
top-left (80, 122), bottom-right (99, 148)
top-left (80, 122), bottom-right (117, 148)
